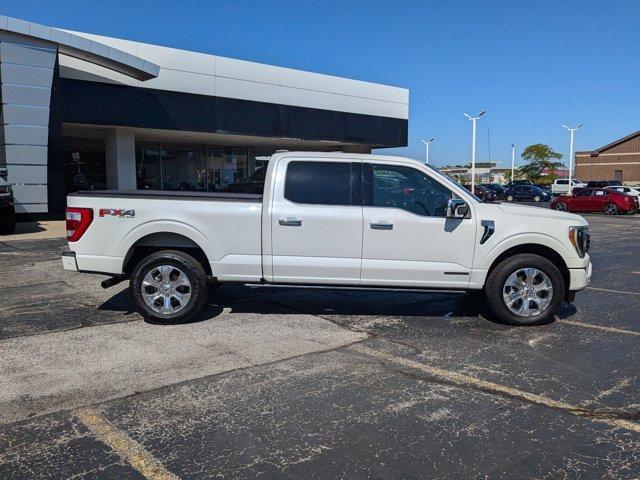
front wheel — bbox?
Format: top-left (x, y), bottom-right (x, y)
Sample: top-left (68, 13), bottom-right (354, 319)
top-left (555, 202), bottom-right (568, 212)
top-left (533, 195), bottom-right (541, 202)
top-left (604, 203), bottom-right (618, 215)
top-left (484, 254), bottom-right (565, 326)
top-left (507, 195), bottom-right (514, 202)
top-left (130, 250), bottom-right (210, 323)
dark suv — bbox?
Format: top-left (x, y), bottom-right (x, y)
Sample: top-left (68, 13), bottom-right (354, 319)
top-left (586, 180), bottom-right (622, 188)
top-left (0, 178), bottom-right (16, 235)
top-left (505, 184), bottom-right (552, 202)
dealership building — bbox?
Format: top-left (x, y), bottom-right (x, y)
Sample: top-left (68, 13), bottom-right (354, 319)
top-left (0, 16), bottom-right (408, 214)
top-left (575, 130), bottom-right (640, 185)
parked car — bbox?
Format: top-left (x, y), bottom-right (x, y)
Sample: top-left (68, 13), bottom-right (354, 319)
top-left (481, 183), bottom-right (507, 199)
top-left (505, 185), bottom-right (552, 202)
top-left (586, 180), bottom-right (622, 188)
top-left (62, 151), bottom-right (592, 326)
top-left (551, 178), bottom-right (586, 195)
top-left (0, 178), bottom-right (16, 235)
top-left (551, 188), bottom-right (638, 215)
top-left (462, 184), bottom-right (496, 202)
top-left (604, 185), bottom-right (640, 199)
top-left (504, 180), bottom-right (534, 189)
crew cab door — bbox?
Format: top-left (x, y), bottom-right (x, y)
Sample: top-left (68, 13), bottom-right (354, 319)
top-left (360, 161), bottom-right (476, 288)
top-left (270, 157), bottom-right (363, 284)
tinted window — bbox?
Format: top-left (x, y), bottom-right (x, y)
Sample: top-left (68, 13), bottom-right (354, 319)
top-left (365, 164), bottom-right (452, 216)
top-left (557, 180), bottom-right (568, 185)
top-left (575, 189), bottom-right (593, 197)
top-left (285, 161), bottom-right (359, 206)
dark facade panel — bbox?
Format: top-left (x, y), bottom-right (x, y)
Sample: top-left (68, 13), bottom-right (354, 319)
top-left (59, 79), bottom-right (407, 148)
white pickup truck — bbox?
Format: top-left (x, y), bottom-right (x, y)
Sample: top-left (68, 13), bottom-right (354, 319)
top-left (62, 151), bottom-right (592, 326)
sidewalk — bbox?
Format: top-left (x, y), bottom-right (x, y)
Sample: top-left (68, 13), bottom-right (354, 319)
top-left (0, 221), bottom-right (66, 242)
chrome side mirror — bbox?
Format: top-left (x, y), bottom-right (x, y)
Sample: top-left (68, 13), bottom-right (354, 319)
top-left (447, 198), bottom-right (469, 219)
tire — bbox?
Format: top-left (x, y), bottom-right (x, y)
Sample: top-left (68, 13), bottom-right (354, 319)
top-left (0, 205), bottom-right (16, 235)
top-left (555, 202), bottom-right (568, 212)
top-left (604, 203), bottom-right (618, 215)
top-left (130, 250), bottom-right (209, 324)
top-left (507, 195), bottom-right (514, 202)
top-left (484, 253), bottom-right (565, 326)
top-left (533, 195), bottom-right (541, 202)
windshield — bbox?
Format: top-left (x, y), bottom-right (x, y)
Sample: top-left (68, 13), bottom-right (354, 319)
top-left (424, 164), bottom-right (482, 202)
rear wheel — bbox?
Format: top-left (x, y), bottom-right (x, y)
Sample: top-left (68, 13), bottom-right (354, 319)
top-left (130, 250), bottom-right (209, 323)
top-left (0, 205), bottom-right (16, 235)
top-left (604, 203), bottom-right (618, 215)
top-left (484, 254), bottom-right (565, 326)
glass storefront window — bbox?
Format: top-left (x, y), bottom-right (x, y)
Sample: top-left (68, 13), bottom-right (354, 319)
top-left (63, 137), bottom-right (107, 194)
top-left (135, 142), bottom-right (254, 192)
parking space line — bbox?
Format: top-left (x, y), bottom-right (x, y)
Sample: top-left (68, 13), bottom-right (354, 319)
top-left (587, 286), bottom-right (640, 296)
top-left (351, 344), bottom-right (640, 434)
top-left (557, 319), bottom-right (640, 336)
top-left (75, 407), bottom-right (179, 480)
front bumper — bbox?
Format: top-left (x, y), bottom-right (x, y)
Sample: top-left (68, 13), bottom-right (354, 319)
top-left (569, 260), bottom-right (592, 291)
top-left (61, 251), bottom-right (79, 272)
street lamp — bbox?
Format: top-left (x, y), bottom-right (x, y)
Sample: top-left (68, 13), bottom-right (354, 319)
top-left (463, 110), bottom-right (486, 194)
top-left (562, 124), bottom-right (583, 193)
top-left (420, 138), bottom-right (435, 164)
top-left (510, 144), bottom-right (515, 184)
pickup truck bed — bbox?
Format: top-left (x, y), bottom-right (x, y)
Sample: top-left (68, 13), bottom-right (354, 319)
top-left (69, 190), bottom-right (262, 202)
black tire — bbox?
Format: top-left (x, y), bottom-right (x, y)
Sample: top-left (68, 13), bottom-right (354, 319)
top-left (484, 253), bottom-right (565, 326)
top-left (130, 250), bottom-right (209, 324)
top-left (0, 205), bottom-right (16, 235)
top-left (604, 203), bottom-right (618, 215)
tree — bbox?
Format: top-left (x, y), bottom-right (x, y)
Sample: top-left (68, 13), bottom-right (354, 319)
top-left (517, 144), bottom-right (564, 183)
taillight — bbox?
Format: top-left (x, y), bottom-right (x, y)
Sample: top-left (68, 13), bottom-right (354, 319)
top-left (66, 207), bottom-right (93, 242)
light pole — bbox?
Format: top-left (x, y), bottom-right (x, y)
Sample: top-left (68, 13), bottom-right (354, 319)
top-left (420, 138), bottom-right (435, 164)
top-left (463, 110), bottom-right (486, 194)
top-left (510, 144), bottom-right (515, 184)
top-left (562, 124), bottom-right (583, 193)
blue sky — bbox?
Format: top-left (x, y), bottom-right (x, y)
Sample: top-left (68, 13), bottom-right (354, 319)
top-left (2, 0), bottom-right (639, 167)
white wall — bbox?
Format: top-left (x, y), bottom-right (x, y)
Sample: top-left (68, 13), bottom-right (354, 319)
top-left (61, 31), bottom-right (409, 120)
top-left (0, 32), bottom-right (56, 213)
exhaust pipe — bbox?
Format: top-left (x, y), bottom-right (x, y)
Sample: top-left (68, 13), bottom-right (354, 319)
top-left (101, 275), bottom-right (125, 289)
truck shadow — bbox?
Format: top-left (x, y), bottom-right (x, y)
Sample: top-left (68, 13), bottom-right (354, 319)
top-left (97, 284), bottom-right (578, 326)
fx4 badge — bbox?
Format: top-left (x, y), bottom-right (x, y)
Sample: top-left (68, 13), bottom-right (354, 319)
top-left (99, 208), bottom-right (135, 218)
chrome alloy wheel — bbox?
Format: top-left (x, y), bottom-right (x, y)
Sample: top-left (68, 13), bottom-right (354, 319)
top-left (502, 268), bottom-right (553, 317)
top-left (141, 265), bottom-right (192, 315)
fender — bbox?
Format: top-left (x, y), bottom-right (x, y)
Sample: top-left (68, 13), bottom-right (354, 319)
top-left (481, 232), bottom-right (574, 271)
top-left (118, 220), bottom-right (214, 264)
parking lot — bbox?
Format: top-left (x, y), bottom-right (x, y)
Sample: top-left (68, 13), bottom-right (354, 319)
top-left (1, 208), bottom-right (639, 479)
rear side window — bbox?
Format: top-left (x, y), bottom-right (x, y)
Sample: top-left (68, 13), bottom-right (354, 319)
top-left (284, 161), bottom-right (360, 206)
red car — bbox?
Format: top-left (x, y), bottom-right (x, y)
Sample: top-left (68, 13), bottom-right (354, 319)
top-left (551, 188), bottom-right (638, 215)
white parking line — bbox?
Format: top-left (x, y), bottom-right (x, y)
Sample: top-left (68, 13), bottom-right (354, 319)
top-left (76, 407), bottom-right (179, 480)
top-left (587, 286), bottom-right (640, 296)
top-left (557, 319), bottom-right (640, 337)
top-left (352, 344), bottom-right (640, 434)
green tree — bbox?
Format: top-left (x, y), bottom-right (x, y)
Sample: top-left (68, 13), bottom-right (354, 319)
top-left (517, 144), bottom-right (564, 183)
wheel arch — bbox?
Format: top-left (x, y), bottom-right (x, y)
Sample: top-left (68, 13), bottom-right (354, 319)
top-left (486, 243), bottom-right (570, 296)
top-left (122, 231), bottom-right (212, 276)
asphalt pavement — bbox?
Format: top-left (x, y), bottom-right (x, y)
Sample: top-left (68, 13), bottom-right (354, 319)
top-left (1, 207), bottom-right (639, 479)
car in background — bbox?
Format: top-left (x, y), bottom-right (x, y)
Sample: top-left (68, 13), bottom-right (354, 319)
top-left (586, 180), bottom-right (623, 188)
top-left (551, 178), bottom-right (586, 195)
top-left (504, 180), bottom-right (534, 190)
top-left (551, 188), bottom-right (638, 215)
top-left (505, 185), bottom-right (552, 202)
top-left (462, 184), bottom-right (496, 202)
top-left (0, 178), bottom-right (16, 235)
top-left (480, 183), bottom-right (507, 199)
top-left (604, 185), bottom-right (640, 199)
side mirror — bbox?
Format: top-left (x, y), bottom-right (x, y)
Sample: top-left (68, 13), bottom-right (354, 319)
top-left (447, 198), bottom-right (469, 219)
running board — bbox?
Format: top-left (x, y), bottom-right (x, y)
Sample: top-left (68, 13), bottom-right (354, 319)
top-left (245, 283), bottom-right (468, 295)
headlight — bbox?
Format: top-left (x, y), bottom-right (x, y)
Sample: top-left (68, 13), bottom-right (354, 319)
top-left (569, 226), bottom-right (590, 258)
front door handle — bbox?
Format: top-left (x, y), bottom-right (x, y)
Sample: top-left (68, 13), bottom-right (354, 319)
top-left (370, 222), bottom-right (394, 230)
top-left (279, 217), bottom-right (302, 227)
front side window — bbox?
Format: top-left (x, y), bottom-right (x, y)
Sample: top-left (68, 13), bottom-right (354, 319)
top-left (284, 161), bottom-right (359, 206)
top-left (365, 164), bottom-right (453, 217)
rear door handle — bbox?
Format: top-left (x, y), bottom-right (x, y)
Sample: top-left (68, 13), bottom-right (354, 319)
top-left (370, 222), bottom-right (394, 230)
top-left (279, 217), bottom-right (302, 227)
